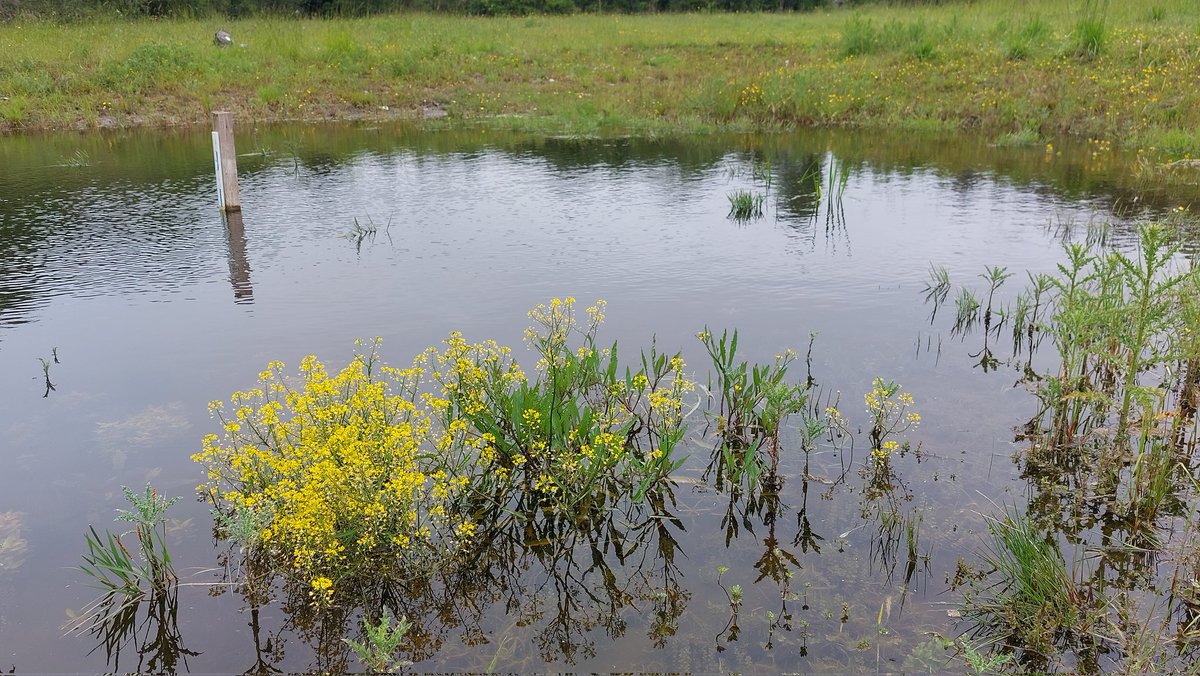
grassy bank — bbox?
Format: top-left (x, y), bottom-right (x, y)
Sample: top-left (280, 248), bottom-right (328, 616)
top-left (1, 1), bottom-right (1199, 155)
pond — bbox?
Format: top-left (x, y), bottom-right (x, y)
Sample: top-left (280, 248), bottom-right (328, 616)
top-left (0, 124), bottom-right (1196, 674)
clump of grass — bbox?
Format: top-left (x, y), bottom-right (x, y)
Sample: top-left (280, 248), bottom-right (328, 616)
top-left (0, 95), bottom-right (29, 125)
top-left (69, 484), bottom-right (184, 667)
top-left (1004, 14), bottom-right (1051, 60)
top-left (726, 190), bottom-right (765, 221)
top-left (841, 15), bottom-right (879, 57)
top-left (882, 18), bottom-right (937, 60)
top-left (1070, 1), bottom-right (1110, 60)
top-left (1072, 16), bottom-right (1107, 59)
top-left (952, 287), bottom-right (981, 335)
top-left (964, 509), bottom-right (1095, 668)
top-left (38, 356), bottom-right (55, 397)
top-left (345, 215), bottom-right (390, 253)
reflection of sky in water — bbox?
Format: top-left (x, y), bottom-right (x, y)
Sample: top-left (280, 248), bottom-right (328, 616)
top-left (0, 127), bottom-right (1157, 672)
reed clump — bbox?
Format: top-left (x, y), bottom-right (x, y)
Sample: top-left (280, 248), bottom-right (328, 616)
top-left (726, 190), bottom-right (765, 221)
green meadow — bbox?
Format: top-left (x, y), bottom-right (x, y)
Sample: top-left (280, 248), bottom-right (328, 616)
top-left (0, 0), bottom-right (1198, 158)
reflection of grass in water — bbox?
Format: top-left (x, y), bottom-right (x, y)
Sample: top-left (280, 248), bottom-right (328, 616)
top-left (995, 128), bottom-right (1040, 147)
top-left (59, 149), bottom-right (92, 167)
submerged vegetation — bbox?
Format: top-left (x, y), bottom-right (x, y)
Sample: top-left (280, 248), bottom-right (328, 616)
top-left (2, 1), bottom-right (1200, 157)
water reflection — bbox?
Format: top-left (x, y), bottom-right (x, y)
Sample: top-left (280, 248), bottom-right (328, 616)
top-left (7, 123), bottom-right (1200, 672)
top-left (1, 125), bottom-right (1194, 336)
top-left (79, 581), bottom-right (198, 674)
top-left (214, 485), bottom-right (686, 672)
top-left (224, 211), bottom-right (254, 304)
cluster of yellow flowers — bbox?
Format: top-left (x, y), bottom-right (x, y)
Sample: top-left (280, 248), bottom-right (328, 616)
top-left (870, 439), bottom-right (900, 464)
top-left (863, 377), bottom-right (920, 465)
top-left (195, 301), bottom-right (698, 602)
top-left (193, 340), bottom-right (473, 603)
top-left (432, 297), bottom-right (694, 509)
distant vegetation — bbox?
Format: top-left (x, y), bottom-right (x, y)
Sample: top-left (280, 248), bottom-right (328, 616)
top-left (2, 0), bottom-right (831, 19)
top-left (1, 0), bottom-right (1198, 160)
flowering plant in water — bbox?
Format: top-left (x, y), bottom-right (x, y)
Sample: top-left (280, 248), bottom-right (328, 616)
top-left (193, 341), bottom-right (472, 605)
top-left (423, 297), bottom-right (694, 512)
top-left (193, 299), bottom-right (696, 605)
top-left (821, 377), bottom-right (921, 470)
top-left (864, 377), bottom-right (920, 465)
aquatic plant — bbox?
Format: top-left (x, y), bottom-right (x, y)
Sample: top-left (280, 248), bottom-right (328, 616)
top-left (195, 345), bottom-right (459, 604)
top-left (194, 299), bottom-right (694, 604)
top-left (863, 377), bottom-right (920, 462)
top-left (697, 328), bottom-right (812, 489)
top-left (79, 485), bottom-right (179, 602)
top-left (726, 190), bottom-right (765, 221)
top-left (431, 297), bottom-right (694, 509)
top-left (38, 356), bottom-right (55, 398)
top-left (714, 566), bottom-right (742, 650)
top-left (963, 509), bottom-right (1101, 669)
top-left (932, 222), bottom-right (1200, 672)
top-left (345, 610), bottom-right (412, 673)
top-left (346, 215), bottom-right (391, 253)
top-left (959, 636), bottom-right (1012, 674)
top-left (71, 484), bottom-right (193, 673)
top-left (922, 264), bottom-right (951, 322)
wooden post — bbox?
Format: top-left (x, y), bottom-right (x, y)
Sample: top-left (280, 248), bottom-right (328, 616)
top-left (212, 111), bottom-right (241, 212)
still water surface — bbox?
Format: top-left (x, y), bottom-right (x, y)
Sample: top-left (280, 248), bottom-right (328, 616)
top-left (0, 124), bottom-right (1182, 673)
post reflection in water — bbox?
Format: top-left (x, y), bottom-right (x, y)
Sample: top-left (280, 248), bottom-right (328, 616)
top-left (224, 210), bottom-right (254, 304)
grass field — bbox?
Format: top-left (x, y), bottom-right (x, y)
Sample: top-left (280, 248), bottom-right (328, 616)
top-left (1, 1), bottom-right (1198, 156)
